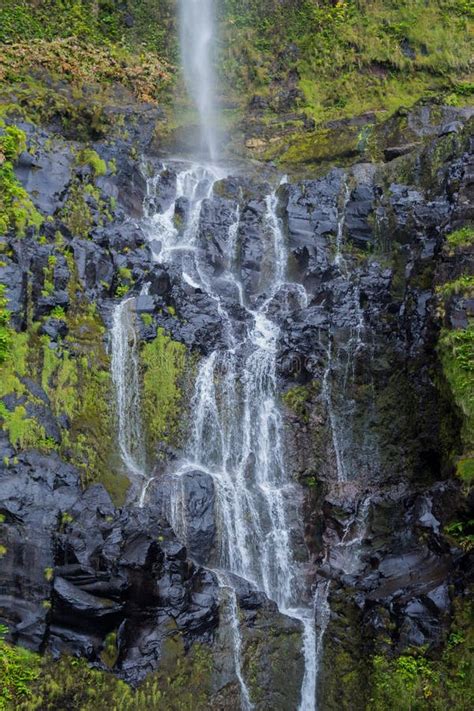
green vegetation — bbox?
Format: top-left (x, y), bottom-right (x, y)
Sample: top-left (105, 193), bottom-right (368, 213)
top-left (446, 225), bottom-right (474, 250)
top-left (0, 629), bottom-right (212, 711)
top-left (0, 285), bottom-right (11, 363)
top-left (282, 381), bottom-right (320, 422)
top-left (0, 1), bottom-right (172, 107)
top-left (217, 0), bottom-right (473, 161)
top-left (369, 598), bottom-right (473, 710)
top-left (59, 176), bottom-right (114, 240)
top-left (0, 402), bottom-right (53, 451)
top-left (438, 326), bottom-right (474, 481)
top-left (141, 313), bottom-right (153, 327)
top-left (115, 267), bottom-right (133, 297)
top-left (436, 275), bottom-right (474, 298)
top-left (0, 122), bottom-right (42, 236)
top-left (0, 258), bottom-right (128, 504)
top-left (141, 328), bottom-right (187, 449)
top-left (0, 625), bottom-right (40, 709)
top-left (77, 148), bottom-right (107, 177)
top-left (444, 518), bottom-right (474, 551)
top-left (0, 0), bottom-right (175, 57)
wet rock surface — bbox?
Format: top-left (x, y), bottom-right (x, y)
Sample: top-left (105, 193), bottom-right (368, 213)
top-left (0, 104), bottom-right (473, 707)
top-left (0, 444), bottom-right (219, 685)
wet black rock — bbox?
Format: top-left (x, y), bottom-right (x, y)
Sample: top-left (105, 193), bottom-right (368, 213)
top-left (0, 451), bottom-right (219, 685)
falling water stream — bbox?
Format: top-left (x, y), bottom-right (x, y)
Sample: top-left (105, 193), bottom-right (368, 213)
top-left (141, 165), bottom-right (318, 708)
top-left (112, 1), bottom-right (319, 707)
top-left (111, 297), bottom-right (147, 482)
top-left (179, 0), bottom-right (218, 161)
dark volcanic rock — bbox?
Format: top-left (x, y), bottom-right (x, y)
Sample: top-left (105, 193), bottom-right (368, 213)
top-left (0, 452), bottom-right (219, 685)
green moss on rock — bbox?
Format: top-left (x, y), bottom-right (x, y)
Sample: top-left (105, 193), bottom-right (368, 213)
top-left (141, 328), bottom-right (188, 450)
top-left (0, 122), bottom-right (43, 237)
top-left (438, 326), bottom-right (474, 474)
top-left (282, 381), bottom-right (320, 422)
top-left (0, 628), bottom-right (212, 711)
top-left (368, 598), bottom-right (473, 710)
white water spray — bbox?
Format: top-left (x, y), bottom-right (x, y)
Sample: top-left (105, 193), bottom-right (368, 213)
top-left (111, 298), bottom-right (147, 482)
top-left (179, 0), bottom-right (218, 161)
top-left (142, 163), bottom-right (318, 710)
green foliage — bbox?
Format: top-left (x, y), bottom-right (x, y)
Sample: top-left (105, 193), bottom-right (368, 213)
top-left (437, 275), bottom-right (474, 298)
top-left (368, 597), bottom-right (473, 710)
top-left (77, 148), bottom-right (107, 177)
top-left (455, 456), bottom-right (474, 484)
top-left (0, 124), bottom-right (26, 161)
top-left (444, 517), bottom-right (474, 550)
top-left (0, 122), bottom-right (43, 237)
top-left (0, 0), bottom-right (176, 57)
top-left (219, 0), bottom-right (474, 160)
top-left (141, 313), bottom-right (153, 327)
top-left (438, 326), bottom-right (474, 456)
top-left (0, 266), bottom-right (128, 503)
top-left (0, 402), bottom-right (53, 451)
top-left (115, 267), bottom-right (133, 297)
top-left (0, 635), bottom-right (212, 711)
top-left (282, 381), bottom-right (320, 421)
top-left (141, 328), bottom-right (187, 448)
top-left (0, 625), bottom-right (40, 708)
top-left (446, 225), bottom-right (474, 250)
top-left (0, 284), bottom-right (11, 364)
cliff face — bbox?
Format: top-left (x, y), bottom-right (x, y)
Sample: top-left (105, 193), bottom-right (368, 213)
top-left (0, 2), bottom-right (473, 710)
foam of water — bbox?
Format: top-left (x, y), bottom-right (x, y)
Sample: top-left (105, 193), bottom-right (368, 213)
top-left (111, 297), bottom-right (147, 482)
top-left (142, 162), bottom-right (318, 710)
top-left (179, 0), bottom-right (218, 161)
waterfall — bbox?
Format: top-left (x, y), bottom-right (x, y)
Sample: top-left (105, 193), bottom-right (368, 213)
top-left (142, 162), bottom-right (318, 709)
top-left (111, 298), bottom-right (147, 482)
top-left (179, 0), bottom-right (218, 161)
top-left (215, 571), bottom-right (254, 710)
top-left (105, 3), bottom-right (377, 706)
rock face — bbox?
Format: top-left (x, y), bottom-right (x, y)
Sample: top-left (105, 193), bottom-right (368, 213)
top-left (0, 102), bottom-right (473, 709)
top-left (0, 443), bottom-right (218, 685)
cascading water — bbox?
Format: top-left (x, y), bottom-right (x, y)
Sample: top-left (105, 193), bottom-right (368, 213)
top-left (142, 162), bottom-right (318, 709)
top-left (111, 1), bottom-right (319, 706)
top-left (179, 0), bottom-right (218, 161)
top-left (111, 297), bottom-right (147, 483)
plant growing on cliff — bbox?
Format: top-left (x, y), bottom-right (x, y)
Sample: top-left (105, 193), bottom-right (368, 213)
top-left (0, 123), bottom-right (43, 237)
top-left (438, 325), bottom-right (474, 483)
top-left (446, 225), bottom-right (474, 250)
top-left (141, 328), bottom-right (187, 448)
top-left (0, 625), bottom-right (39, 707)
top-left (0, 284), bottom-right (11, 363)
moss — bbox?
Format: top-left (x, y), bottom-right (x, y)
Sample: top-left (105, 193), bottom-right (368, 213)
top-left (0, 284), bottom-right (11, 363)
top-left (60, 304), bottom-right (129, 506)
top-left (368, 597), bottom-right (473, 710)
top-left (218, 0), bottom-right (473, 162)
top-left (141, 328), bottom-right (188, 450)
top-left (0, 327), bottom-right (29, 399)
top-left (140, 313), bottom-right (153, 327)
top-left (0, 402), bottom-right (54, 451)
top-left (0, 122), bottom-right (43, 237)
top-left (59, 182), bottom-right (93, 239)
top-left (1, 263), bottom-right (128, 504)
top-left (0, 632), bottom-right (212, 710)
top-left (445, 225), bottom-right (474, 250)
top-left (436, 275), bottom-right (474, 298)
top-left (115, 267), bottom-right (133, 298)
top-left (100, 631), bottom-right (119, 669)
top-left (282, 381), bottom-right (320, 422)
top-left (438, 326), bottom-right (474, 457)
top-left (455, 457), bottom-right (474, 484)
top-left (77, 148), bottom-right (107, 177)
